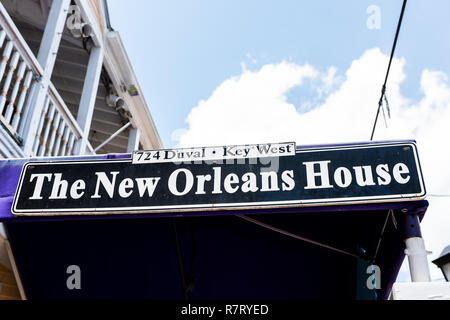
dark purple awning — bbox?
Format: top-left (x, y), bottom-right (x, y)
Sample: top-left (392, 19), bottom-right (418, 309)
top-left (0, 141), bottom-right (429, 300)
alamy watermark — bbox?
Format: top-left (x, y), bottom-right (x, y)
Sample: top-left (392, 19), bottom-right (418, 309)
top-left (66, 5), bottom-right (82, 31)
top-left (66, 265), bottom-right (81, 290)
top-left (366, 5), bottom-right (381, 30)
top-left (366, 265), bottom-right (381, 290)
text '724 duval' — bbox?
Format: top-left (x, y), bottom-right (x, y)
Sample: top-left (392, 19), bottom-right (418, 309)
top-left (12, 141), bottom-right (426, 216)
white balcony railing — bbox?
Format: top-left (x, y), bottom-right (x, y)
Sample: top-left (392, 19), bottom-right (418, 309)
top-left (31, 84), bottom-right (83, 157)
top-left (0, 26), bottom-right (35, 146)
top-left (0, 2), bottom-right (93, 156)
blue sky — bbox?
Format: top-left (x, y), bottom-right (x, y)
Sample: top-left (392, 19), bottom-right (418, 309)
top-left (108, 1), bottom-right (450, 282)
top-left (108, 0), bottom-right (450, 147)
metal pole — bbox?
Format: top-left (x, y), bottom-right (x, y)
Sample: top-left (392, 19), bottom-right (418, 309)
top-left (402, 213), bottom-right (431, 282)
top-left (93, 121), bottom-right (131, 153)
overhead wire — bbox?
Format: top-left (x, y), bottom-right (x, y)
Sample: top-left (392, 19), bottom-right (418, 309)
top-left (368, 2), bottom-right (409, 269)
top-left (370, 0), bottom-right (408, 140)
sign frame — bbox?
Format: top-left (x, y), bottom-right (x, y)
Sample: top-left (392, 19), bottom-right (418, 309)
top-left (11, 141), bottom-right (427, 216)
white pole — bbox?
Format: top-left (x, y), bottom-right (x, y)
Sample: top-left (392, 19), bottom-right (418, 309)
top-left (402, 212), bottom-right (432, 282)
top-left (75, 45), bottom-right (104, 155)
top-left (405, 237), bottom-right (431, 282)
top-left (21, 0), bottom-right (70, 155)
top-left (93, 121), bottom-right (131, 153)
top-left (127, 127), bottom-right (140, 153)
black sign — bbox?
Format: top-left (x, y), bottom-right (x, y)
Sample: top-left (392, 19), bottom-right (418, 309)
top-left (12, 142), bottom-right (426, 216)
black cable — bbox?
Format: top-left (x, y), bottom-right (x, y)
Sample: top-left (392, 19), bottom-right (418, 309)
top-left (82, 36), bottom-right (88, 52)
top-left (371, 210), bottom-right (392, 264)
top-left (103, 0), bottom-right (114, 31)
top-left (237, 215), bottom-right (365, 259)
top-left (370, 0), bottom-right (407, 141)
top-left (171, 219), bottom-right (188, 300)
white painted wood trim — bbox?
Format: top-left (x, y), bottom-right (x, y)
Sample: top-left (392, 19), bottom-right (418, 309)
top-left (0, 2), bottom-right (44, 76)
top-left (0, 232), bottom-right (12, 269)
top-left (21, 79), bottom-right (49, 155)
top-left (37, 0), bottom-right (71, 77)
top-left (127, 127), bottom-right (141, 152)
top-left (4, 238), bottom-right (27, 300)
top-left (22, 0), bottom-right (71, 156)
top-left (73, 0), bottom-right (103, 46)
top-left (0, 125), bottom-right (25, 158)
top-left (48, 82), bottom-right (83, 139)
top-left (103, 31), bottom-right (163, 150)
top-left (75, 45), bottom-right (104, 155)
top-left (97, 0), bottom-right (109, 33)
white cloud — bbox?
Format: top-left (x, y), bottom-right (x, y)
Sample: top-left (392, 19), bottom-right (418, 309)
top-left (170, 128), bottom-right (188, 143)
top-left (178, 61), bottom-right (318, 146)
top-left (316, 66), bottom-right (341, 97)
top-left (174, 47), bottom-right (450, 281)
